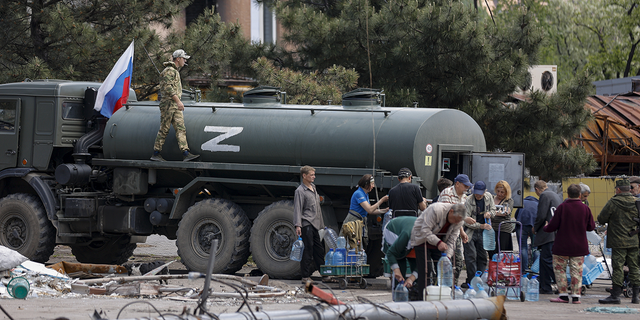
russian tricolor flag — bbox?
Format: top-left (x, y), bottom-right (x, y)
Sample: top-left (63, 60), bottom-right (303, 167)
top-left (94, 40), bottom-right (134, 118)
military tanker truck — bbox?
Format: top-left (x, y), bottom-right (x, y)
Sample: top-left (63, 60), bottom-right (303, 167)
top-left (0, 80), bottom-right (524, 279)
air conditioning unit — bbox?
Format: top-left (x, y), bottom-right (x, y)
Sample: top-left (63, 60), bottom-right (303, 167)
top-left (518, 65), bottom-right (557, 94)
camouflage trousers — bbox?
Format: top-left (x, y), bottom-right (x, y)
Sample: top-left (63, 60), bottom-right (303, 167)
top-left (611, 247), bottom-right (640, 287)
top-left (552, 255), bottom-right (584, 296)
top-left (153, 102), bottom-right (189, 152)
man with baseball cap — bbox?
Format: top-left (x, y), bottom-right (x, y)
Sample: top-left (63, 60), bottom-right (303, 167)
top-left (151, 49), bottom-right (199, 162)
top-left (463, 180), bottom-right (496, 284)
top-left (598, 178), bottom-right (640, 304)
top-left (387, 168), bottom-right (427, 216)
top-left (438, 173), bottom-right (476, 286)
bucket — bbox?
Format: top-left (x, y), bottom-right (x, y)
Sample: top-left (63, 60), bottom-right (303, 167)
top-left (7, 277), bottom-right (30, 299)
top-left (426, 285), bottom-right (452, 301)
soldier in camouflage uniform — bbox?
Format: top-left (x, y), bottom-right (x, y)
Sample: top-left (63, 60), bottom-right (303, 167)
top-left (151, 49), bottom-right (199, 162)
top-left (598, 178), bottom-right (640, 304)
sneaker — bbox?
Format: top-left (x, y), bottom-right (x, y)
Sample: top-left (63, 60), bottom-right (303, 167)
top-left (150, 154), bottom-right (166, 161)
top-left (572, 298), bottom-right (581, 304)
top-left (183, 152), bottom-right (200, 162)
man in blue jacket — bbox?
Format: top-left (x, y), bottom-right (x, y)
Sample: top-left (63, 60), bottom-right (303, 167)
top-left (516, 195), bottom-right (539, 272)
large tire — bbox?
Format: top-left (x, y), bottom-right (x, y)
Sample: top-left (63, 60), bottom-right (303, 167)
top-left (71, 235), bottom-right (137, 265)
top-left (250, 200), bottom-right (301, 279)
top-left (176, 199), bottom-right (251, 274)
top-left (0, 193), bottom-right (56, 263)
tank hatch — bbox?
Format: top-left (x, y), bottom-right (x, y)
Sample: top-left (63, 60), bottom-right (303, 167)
top-left (243, 86), bottom-right (282, 107)
top-left (342, 88), bottom-right (382, 108)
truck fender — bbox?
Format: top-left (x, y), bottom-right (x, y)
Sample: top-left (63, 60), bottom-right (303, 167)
top-left (22, 173), bottom-right (58, 221)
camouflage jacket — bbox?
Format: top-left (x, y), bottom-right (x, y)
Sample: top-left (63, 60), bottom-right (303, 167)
top-left (159, 61), bottom-right (182, 104)
top-left (598, 192), bottom-right (639, 248)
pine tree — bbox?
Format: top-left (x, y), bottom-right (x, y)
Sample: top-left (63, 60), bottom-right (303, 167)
top-left (0, 1), bottom-right (252, 99)
top-left (271, 0), bottom-right (597, 179)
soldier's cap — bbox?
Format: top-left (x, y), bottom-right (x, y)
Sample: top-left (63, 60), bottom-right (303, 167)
top-left (616, 178), bottom-right (630, 188)
top-left (629, 176), bottom-right (640, 184)
top-left (398, 167), bottom-right (412, 178)
top-left (172, 49), bottom-right (190, 59)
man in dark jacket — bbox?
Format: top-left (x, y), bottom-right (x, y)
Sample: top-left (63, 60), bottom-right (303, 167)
top-left (516, 195), bottom-right (539, 272)
top-left (598, 178), bottom-right (640, 304)
top-left (534, 180), bottom-right (562, 294)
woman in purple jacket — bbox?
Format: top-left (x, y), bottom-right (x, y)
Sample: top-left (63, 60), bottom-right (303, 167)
top-left (543, 184), bottom-right (596, 304)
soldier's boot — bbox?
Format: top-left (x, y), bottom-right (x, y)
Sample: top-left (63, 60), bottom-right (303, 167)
top-left (632, 286), bottom-right (640, 304)
top-left (183, 150), bottom-right (200, 162)
top-left (599, 285), bottom-right (622, 304)
top-left (150, 150), bottom-right (166, 162)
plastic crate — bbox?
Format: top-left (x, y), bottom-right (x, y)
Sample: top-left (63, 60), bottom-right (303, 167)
top-left (582, 262), bottom-right (604, 285)
top-left (320, 265), bottom-right (369, 276)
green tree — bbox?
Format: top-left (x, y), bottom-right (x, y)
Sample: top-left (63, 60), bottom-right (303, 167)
top-left (270, 0), bottom-right (596, 180)
top-left (250, 57), bottom-right (358, 105)
top-left (525, 0), bottom-right (640, 85)
top-left (0, 1), bottom-right (252, 99)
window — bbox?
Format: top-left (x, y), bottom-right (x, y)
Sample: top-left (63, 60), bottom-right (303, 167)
top-left (0, 100), bottom-right (17, 132)
top-left (62, 102), bottom-right (85, 120)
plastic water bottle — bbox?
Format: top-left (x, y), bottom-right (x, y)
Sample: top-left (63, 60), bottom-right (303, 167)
top-left (325, 248), bottom-right (334, 265)
top-left (520, 273), bottom-right (529, 293)
top-left (393, 281), bottom-right (409, 302)
top-left (526, 275), bottom-right (539, 302)
top-left (323, 227), bottom-right (338, 249)
top-left (463, 284), bottom-right (476, 299)
top-left (336, 236), bottom-right (347, 263)
top-left (475, 283), bottom-right (489, 299)
top-left (437, 253), bottom-right (454, 287)
top-left (470, 271), bottom-right (484, 293)
top-left (483, 219), bottom-right (496, 251)
top-left (357, 241), bottom-right (367, 265)
top-left (290, 237), bottom-right (304, 261)
top-left (332, 248), bottom-right (345, 266)
top-left (454, 286), bottom-right (464, 300)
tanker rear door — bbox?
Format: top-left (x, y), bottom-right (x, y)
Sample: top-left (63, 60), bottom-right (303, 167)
top-left (0, 99), bottom-right (20, 170)
top-left (462, 152), bottom-right (525, 208)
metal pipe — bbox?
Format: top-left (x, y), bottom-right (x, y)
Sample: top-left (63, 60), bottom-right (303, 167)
top-left (111, 296), bottom-right (506, 320)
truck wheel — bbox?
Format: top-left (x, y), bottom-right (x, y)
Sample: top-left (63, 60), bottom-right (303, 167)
top-left (71, 235), bottom-right (136, 265)
top-left (0, 193), bottom-right (56, 263)
top-left (250, 200), bottom-right (301, 279)
top-left (176, 199), bottom-right (251, 274)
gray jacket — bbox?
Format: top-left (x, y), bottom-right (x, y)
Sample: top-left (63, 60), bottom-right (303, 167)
top-left (533, 189), bottom-right (562, 246)
top-left (463, 192), bottom-right (496, 238)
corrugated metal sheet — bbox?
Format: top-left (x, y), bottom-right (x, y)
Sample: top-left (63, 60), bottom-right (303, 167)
top-left (509, 91), bottom-right (640, 175)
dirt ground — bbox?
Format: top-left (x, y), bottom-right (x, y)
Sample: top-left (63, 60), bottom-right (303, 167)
top-left (1, 236), bottom-right (639, 319)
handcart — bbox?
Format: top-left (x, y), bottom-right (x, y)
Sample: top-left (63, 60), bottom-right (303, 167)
top-left (320, 263), bottom-right (369, 289)
top-left (487, 221), bottom-right (524, 301)
top-left (415, 231), bottom-right (457, 301)
top-left (583, 227), bottom-right (625, 296)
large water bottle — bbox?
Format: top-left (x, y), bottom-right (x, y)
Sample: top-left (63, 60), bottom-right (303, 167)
top-left (323, 227), bottom-right (338, 249)
top-left (393, 281), bottom-right (409, 302)
top-left (336, 236), bottom-right (347, 263)
top-left (470, 271), bottom-right (485, 293)
top-left (483, 219), bottom-right (496, 251)
top-left (332, 248), bottom-right (345, 266)
top-left (437, 253), bottom-right (454, 287)
top-left (325, 248), bottom-right (335, 265)
top-left (463, 284), bottom-right (476, 299)
top-left (357, 241), bottom-right (367, 265)
top-left (475, 283), bottom-right (489, 299)
top-left (454, 286), bottom-right (464, 300)
top-left (520, 273), bottom-right (529, 293)
top-left (290, 237), bottom-right (304, 262)
top-left (526, 276), bottom-right (539, 302)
